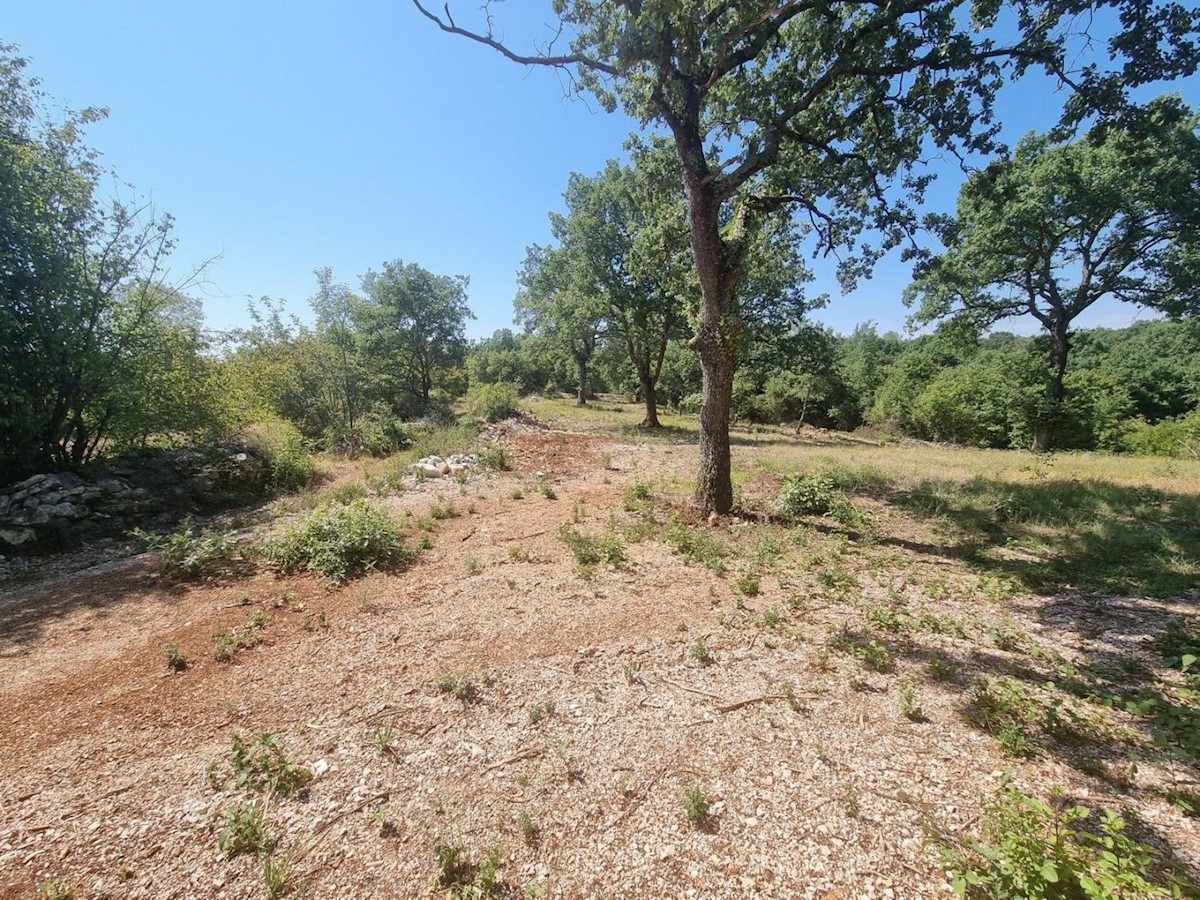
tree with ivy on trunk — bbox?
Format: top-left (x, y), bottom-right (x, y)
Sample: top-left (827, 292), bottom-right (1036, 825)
top-left (906, 96), bottom-right (1200, 452)
top-left (412, 0), bottom-right (1199, 513)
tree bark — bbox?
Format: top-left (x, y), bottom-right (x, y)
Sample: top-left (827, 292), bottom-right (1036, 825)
top-left (576, 355), bottom-right (588, 406)
top-left (639, 373), bottom-right (661, 428)
top-left (1032, 323), bottom-right (1070, 453)
top-left (684, 178), bottom-right (740, 514)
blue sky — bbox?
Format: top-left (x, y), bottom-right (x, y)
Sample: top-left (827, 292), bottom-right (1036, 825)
top-left (5, 2), bottom-right (1197, 340)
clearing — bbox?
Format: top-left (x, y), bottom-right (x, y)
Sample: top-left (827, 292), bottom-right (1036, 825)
top-left (2, 398), bottom-right (1199, 899)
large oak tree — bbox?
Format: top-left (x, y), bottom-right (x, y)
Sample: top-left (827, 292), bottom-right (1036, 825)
top-left (413, 0), bottom-right (1199, 512)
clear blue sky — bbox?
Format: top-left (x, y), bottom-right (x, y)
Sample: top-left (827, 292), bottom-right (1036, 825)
top-left (5, 2), bottom-right (1197, 340)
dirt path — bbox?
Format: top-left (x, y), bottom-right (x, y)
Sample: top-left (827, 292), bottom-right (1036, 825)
top-left (1, 429), bottom-right (1197, 898)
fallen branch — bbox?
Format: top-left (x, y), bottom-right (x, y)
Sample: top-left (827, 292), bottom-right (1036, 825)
top-left (484, 746), bottom-right (544, 773)
top-left (715, 693), bottom-right (787, 713)
top-left (660, 677), bottom-right (724, 701)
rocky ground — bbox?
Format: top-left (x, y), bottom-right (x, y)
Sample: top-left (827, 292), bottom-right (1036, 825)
top-left (1, 415), bottom-right (1197, 899)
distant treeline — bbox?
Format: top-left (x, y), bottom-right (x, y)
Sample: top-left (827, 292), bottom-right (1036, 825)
top-left (466, 318), bottom-right (1200, 456)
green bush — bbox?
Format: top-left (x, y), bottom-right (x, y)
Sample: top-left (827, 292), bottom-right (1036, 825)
top-left (246, 419), bottom-right (318, 491)
top-left (264, 499), bottom-right (412, 583)
top-left (1123, 409), bottom-right (1200, 457)
top-left (776, 473), bottom-right (849, 518)
top-left (941, 785), bottom-right (1195, 899)
top-left (134, 519), bottom-right (240, 580)
top-left (327, 412), bottom-right (412, 457)
top-left (466, 382), bottom-right (521, 423)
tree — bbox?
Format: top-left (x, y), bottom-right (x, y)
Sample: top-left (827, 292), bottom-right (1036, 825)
top-left (907, 97), bottom-right (1200, 450)
top-left (360, 260), bottom-right (473, 418)
top-left (413, 0), bottom-right (1199, 512)
top-left (310, 267), bottom-right (367, 434)
top-left (515, 244), bottom-right (605, 406)
top-left (0, 45), bottom-right (208, 480)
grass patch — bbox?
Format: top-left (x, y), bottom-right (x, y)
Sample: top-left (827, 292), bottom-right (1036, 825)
top-left (662, 516), bottom-right (726, 573)
top-left (133, 520), bottom-right (241, 580)
top-left (559, 524), bottom-right (625, 570)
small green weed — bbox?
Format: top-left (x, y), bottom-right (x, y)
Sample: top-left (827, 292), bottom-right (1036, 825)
top-left (433, 843), bottom-right (505, 898)
top-left (528, 701), bottom-right (556, 724)
top-left (517, 811), bottom-right (539, 845)
top-left (431, 498), bottom-right (460, 520)
top-left (437, 674), bottom-right (479, 703)
top-left (164, 642), bottom-right (188, 672)
top-left (663, 517), bottom-right (726, 574)
top-left (558, 524), bottom-right (625, 570)
top-left (222, 733), bottom-right (312, 798)
top-left (736, 574), bottom-right (760, 597)
top-left (218, 801), bottom-right (273, 858)
top-left (134, 520), bottom-right (239, 580)
top-left (213, 611), bottom-right (267, 662)
top-left (683, 784), bottom-right (711, 827)
top-left (510, 486), bottom-right (525, 500)
top-left (690, 639), bottom-right (715, 666)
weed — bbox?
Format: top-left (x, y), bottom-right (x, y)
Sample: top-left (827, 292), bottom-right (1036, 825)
top-left (478, 444), bottom-right (509, 471)
top-left (683, 784), bottom-right (711, 827)
top-left (508, 547), bottom-right (537, 563)
top-left (373, 724), bottom-right (396, 754)
top-left (437, 674), bottom-right (479, 703)
top-left (218, 801), bottom-right (273, 858)
top-left (761, 607), bottom-right (783, 629)
top-left (301, 612), bottom-right (327, 632)
top-left (163, 642), bottom-right (188, 672)
top-left (988, 621), bottom-right (1024, 652)
top-left (558, 524), bottom-right (625, 569)
top-left (776, 473), bottom-right (838, 516)
top-left (736, 574), bottom-right (761, 597)
top-left (868, 604), bottom-right (909, 634)
top-left (898, 681), bottom-right (925, 721)
top-left (690, 639), bottom-right (715, 666)
top-left (782, 682), bottom-right (804, 713)
top-left (213, 611), bottom-right (267, 662)
top-left (845, 784), bottom-right (861, 818)
top-left (464, 556), bottom-right (480, 575)
top-left (927, 656), bottom-right (961, 681)
top-left (939, 784), bottom-right (1196, 899)
top-left (510, 486), bottom-right (525, 500)
top-left (264, 499), bottom-right (412, 584)
top-left (36, 881), bottom-right (75, 900)
top-left (528, 701), bottom-right (556, 724)
top-left (134, 520), bottom-right (239, 580)
top-left (222, 733), bottom-right (312, 798)
top-left (816, 565), bottom-right (856, 590)
top-left (417, 533), bottom-right (433, 551)
top-left (434, 843), bottom-right (505, 898)
top-left (623, 481), bottom-right (653, 511)
top-left (431, 498), bottom-right (460, 520)
top-left (571, 500), bottom-right (585, 523)
top-left (621, 660), bottom-right (641, 684)
top-left (978, 572), bottom-right (1018, 604)
top-left (663, 517), bottom-right (726, 574)
top-left (812, 648), bottom-right (834, 672)
top-left (916, 611), bottom-right (966, 637)
top-left (517, 810), bottom-right (539, 845)
top-left (262, 848), bottom-right (302, 899)
top-left (538, 482), bottom-right (557, 500)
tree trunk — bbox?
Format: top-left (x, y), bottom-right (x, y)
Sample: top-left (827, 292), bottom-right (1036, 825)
top-left (684, 183), bottom-right (739, 514)
top-left (1032, 324), bottom-right (1070, 453)
top-left (639, 373), bottom-right (661, 428)
top-left (576, 355), bottom-right (588, 406)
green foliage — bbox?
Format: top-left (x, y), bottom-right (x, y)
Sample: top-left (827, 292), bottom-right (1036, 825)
top-left (466, 381), bottom-right (521, 422)
top-left (163, 642), bottom-right (187, 672)
top-left (220, 733), bottom-right (312, 798)
top-left (662, 516), bottom-right (726, 573)
top-left (218, 801), bottom-right (273, 858)
top-left (683, 784), bottom-right (712, 827)
top-left (436, 674), bottom-right (479, 703)
top-left (264, 499), bottom-right (411, 584)
top-left (689, 639), bottom-right (715, 666)
top-left (245, 419), bottom-right (318, 492)
top-left (213, 610), bottom-right (267, 661)
top-left (776, 473), bottom-right (842, 517)
top-left (941, 785), bottom-right (1194, 899)
top-left (134, 519), bottom-right (240, 580)
top-left (433, 843), bottom-right (505, 898)
top-left (558, 523), bottom-right (626, 569)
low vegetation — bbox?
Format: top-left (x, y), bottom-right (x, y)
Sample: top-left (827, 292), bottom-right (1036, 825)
top-left (264, 499), bottom-right (412, 584)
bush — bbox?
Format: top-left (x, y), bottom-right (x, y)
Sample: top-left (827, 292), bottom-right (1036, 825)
top-left (264, 499), bottom-right (412, 583)
top-left (1123, 409), bottom-right (1200, 458)
top-left (245, 419), bottom-right (318, 491)
top-left (776, 473), bottom-right (857, 522)
top-left (466, 382), bottom-right (521, 423)
top-left (134, 519), bottom-right (240, 580)
top-left (326, 412), bottom-right (412, 458)
top-left (941, 784), bottom-right (1195, 899)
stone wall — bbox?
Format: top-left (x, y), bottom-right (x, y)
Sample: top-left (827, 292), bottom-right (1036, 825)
top-left (0, 447), bottom-right (270, 547)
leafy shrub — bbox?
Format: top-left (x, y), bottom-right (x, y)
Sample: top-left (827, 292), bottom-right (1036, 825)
top-left (212, 733), bottom-right (312, 798)
top-left (466, 382), bottom-right (521, 423)
top-left (218, 801), bottom-right (273, 858)
top-left (327, 412), bottom-right (412, 458)
top-left (246, 419), bottom-right (318, 491)
top-left (1123, 409), bottom-right (1200, 458)
top-left (558, 524), bottom-right (625, 569)
top-left (941, 784), bottom-right (1195, 899)
top-left (264, 499), bottom-right (411, 583)
top-left (776, 473), bottom-right (849, 518)
top-left (433, 843), bottom-right (505, 898)
top-left (134, 519), bottom-right (240, 580)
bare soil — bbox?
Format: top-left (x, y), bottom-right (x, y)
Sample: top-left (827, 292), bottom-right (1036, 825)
top-left (1, 425), bottom-right (1197, 899)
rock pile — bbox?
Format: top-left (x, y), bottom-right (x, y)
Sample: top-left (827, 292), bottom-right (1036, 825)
top-left (410, 454), bottom-right (478, 478)
top-left (0, 472), bottom-right (151, 546)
